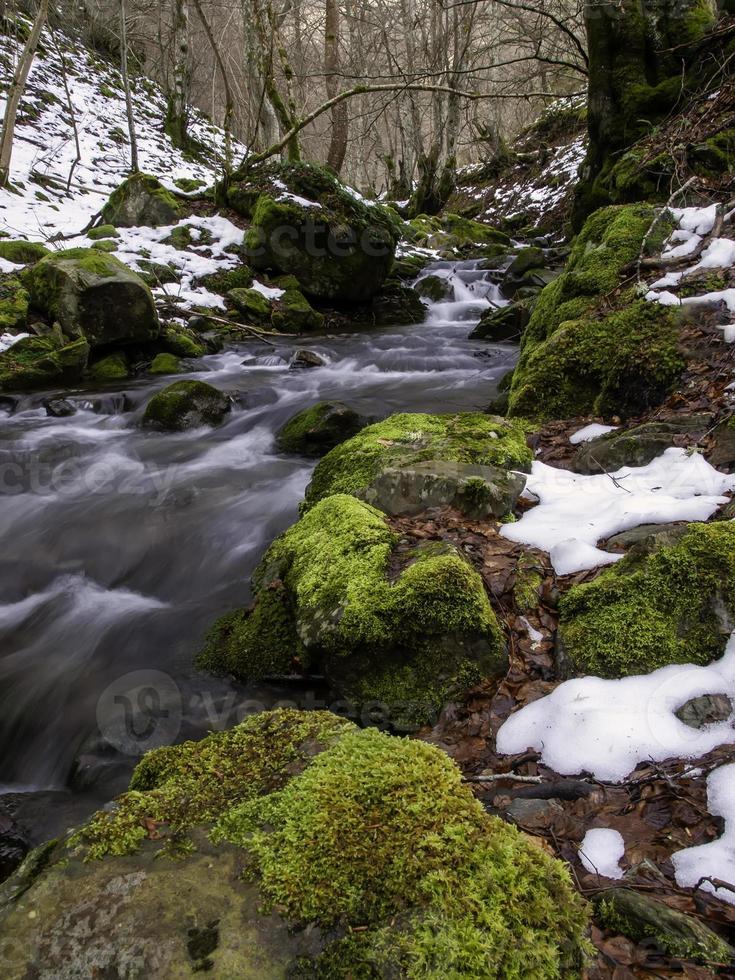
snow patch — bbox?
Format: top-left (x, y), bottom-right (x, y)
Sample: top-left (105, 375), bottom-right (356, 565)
top-left (579, 828), bottom-right (626, 879)
top-left (569, 423), bottom-right (618, 445)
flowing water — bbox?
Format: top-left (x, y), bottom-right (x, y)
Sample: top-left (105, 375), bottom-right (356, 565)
top-left (0, 260), bottom-right (517, 841)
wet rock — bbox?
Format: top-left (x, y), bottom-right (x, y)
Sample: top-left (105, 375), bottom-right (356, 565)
top-left (24, 248), bottom-right (159, 348)
top-left (573, 417), bottom-right (712, 474)
top-left (502, 798), bottom-right (564, 830)
top-left (88, 351), bottom-right (129, 381)
top-left (604, 523), bottom-right (686, 551)
top-left (709, 419), bottom-right (735, 470)
top-left (675, 693), bottom-right (732, 729)
top-left (272, 288), bottom-right (325, 333)
top-left (415, 274), bottom-right (453, 302)
top-left (227, 286), bottom-right (272, 321)
top-left (142, 380), bottom-right (231, 432)
top-left (277, 402), bottom-right (367, 456)
top-left (368, 282), bottom-right (426, 325)
top-left (0, 336), bottom-right (89, 392)
top-left (149, 352), bottom-right (182, 375)
top-left (44, 398), bottom-right (76, 418)
top-left (289, 349), bottom-right (325, 370)
top-left (506, 247), bottom-right (545, 277)
top-left (470, 300), bottom-right (531, 341)
top-left (0, 811), bottom-right (29, 884)
top-left (101, 173), bottom-right (184, 228)
top-left (360, 459), bottom-right (526, 519)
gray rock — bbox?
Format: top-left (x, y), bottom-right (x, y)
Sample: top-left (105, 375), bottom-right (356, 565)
top-left (470, 300), bottom-right (530, 341)
top-left (503, 798), bottom-right (564, 829)
top-left (359, 459), bottom-right (526, 519)
top-left (142, 380), bottom-right (231, 432)
top-left (604, 523), bottom-right (686, 550)
top-left (101, 173), bottom-right (183, 228)
top-left (709, 419), bottom-right (735, 470)
top-left (44, 398), bottom-right (76, 418)
top-left (574, 417), bottom-right (713, 474)
top-left (506, 247), bottom-right (545, 277)
top-left (675, 693), bottom-right (732, 729)
top-left (277, 401), bottom-right (367, 456)
top-left (289, 349), bottom-right (325, 370)
top-left (414, 274), bottom-right (453, 302)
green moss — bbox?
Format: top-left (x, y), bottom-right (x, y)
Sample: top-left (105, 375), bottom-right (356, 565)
top-left (508, 298), bottom-right (684, 421)
top-left (303, 411), bottom-right (532, 511)
top-left (135, 260), bottom-right (180, 287)
top-left (160, 327), bottom-right (205, 358)
top-left (165, 225), bottom-right (193, 250)
top-left (276, 401), bottom-right (364, 455)
top-left (81, 709), bottom-right (355, 859)
top-left (0, 240), bottom-right (50, 264)
top-left (200, 265), bottom-right (253, 295)
top-left (88, 351), bottom-right (128, 380)
top-left (559, 522), bottom-right (735, 677)
top-left (0, 336), bottom-right (89, 391)
top-left (149, 352), bottom-right (181, 375)
top-left (87, 225), bottom-right (120, 241)
top-left (142, 379), bottom-right (230, 431)
top-left (271, 288), bottom-right (325, 333)
top-left (514, 553), bottom-right (544, 612)
top-left (173, 177), bottom-right (206, 193)
top-left (215, 726), bottom-right (591, 977)
top-left (0, 277), bottom-right (29, 331)
top-left (407, 213), bottom-right (510, 255)
top-left (90, 239), bottom-right (118, 253)
top-left (199, 494), bottom-right (504, 726)
top-left (227, 286), bottom-right (271, 320)
top-left (101, 173), bottom-right (182, 228)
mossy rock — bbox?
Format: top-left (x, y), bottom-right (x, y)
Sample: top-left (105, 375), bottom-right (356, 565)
top-left (149, 352), bottom-right (181, 375)
top-left (470, 300), bottom-right (531, 341)
top-left (159, 326), bottom-right (205, 358)
top-left (173, 176), bottom-right (206, 193)
top-left (90, 239), bottom-right (118, 252)
top-left (573, 418), bottom-right (712, 474)
top-left (414, 273), bottom-right (452, 302)
top-left (595, 888), bottom-right (733, 965)
top-left (142, 380), bottom-right (230, 431)
top-left (0, 710), bottom-right (590, 977)
top-left (0, 240), bottom-right (50, 265)
top-left (87, 224), bottom-right (120, 241)
top-left (199, 494), bottom-right (506, 726)
top-left (276, 401), bottom-right (366, 456)
top-left (0, 277), bottom-right (29, 332)
top-left (0, 335), bottom-right (89, 392)
top-left (88, 351), bottom-right (129, 381)
top-left (24, 248), bottom-right (159, 348)
top-left (368, 281), bottom-right (426, 325)
top-left (135, 259), bottom-right (180, 287)
top-left (507, 246), bottom-right (545, 277)
top-left (239, 161), bottom-right (399, 303)
top-left (391, 252), bottom-right (431, 280)
top-left (559, 521), bottom-right (735, 677)
top-left (101, 173), bottom-right (183, 228)
top-left (271, 288), bottom-right (324, 333)
top-left (227, 286), bottom-right (272, 321)
top-left (199, 264), bottom-right (253, 295)
top-left (303, 411), bottom-right (532, 512)
top-left (407, 212), bottom-right (510, 255)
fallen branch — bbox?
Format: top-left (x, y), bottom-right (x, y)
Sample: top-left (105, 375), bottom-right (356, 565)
top-left (467, 773), bottom-right (543, 784)
top-left (165, 307), bottom-right (287, 346)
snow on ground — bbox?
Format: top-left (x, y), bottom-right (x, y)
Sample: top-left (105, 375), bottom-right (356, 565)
top-left (497, 631), bottom-right (735, 783)
top-left (579, 828), bottom-right (626, 879)
top-left (0, 21), bottom-right (244, 240)
top-left (501, 448), bottom-right (735, 575)
top-left (569, 422), bottom-right (618, 445)
top-left (672, 763), bottom-right (735, 904)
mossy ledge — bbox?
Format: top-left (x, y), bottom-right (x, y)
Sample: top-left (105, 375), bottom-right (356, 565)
top-left (559, 522), bottom-right (735, 678)
top-left (17, 709), bottom-right (592, 977)
top-left (303, 411), bottom-right (533, 512)
top-left (198, 494), bottom-right (505, 727)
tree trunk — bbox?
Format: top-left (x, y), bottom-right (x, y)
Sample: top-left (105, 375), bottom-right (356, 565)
top-left (0, 0), bottom-right (50, 188)
top-left (324, 0), bottom-right (348, 173)
top-left (165, 0), bottom-right (190, 149)
top-left (192, 0), bottom-right (234, 172)
top-left (119, 0), bottom-right (139, 173)
top-left (242, 0), bottom-right (279, 153)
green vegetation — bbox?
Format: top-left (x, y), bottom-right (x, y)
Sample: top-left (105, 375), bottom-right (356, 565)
top-left (142, 380), bottom-right (230, 431)
top-left (276, 401), bottom-right (365, 455)
top-left (87, 225), bottom-right (120, 241)
top-left (559, 522), bottom-right (735, 677)
top-left (149, 352), bottom-right (182, 375)
top-left (271, 287), bottom-right (325, 332)
top-left (0, 240), bottom-right (50, 264)
top-left (304, 411), bottom-right (532, 511)
top-left (88, 351), bottom-right (128, 380)
top-left (0, 277), bottom-right (29, 331)
top-left (101, 172), bottom-right (183, 228)
top-left (0, 336), bottom-right (89, 391)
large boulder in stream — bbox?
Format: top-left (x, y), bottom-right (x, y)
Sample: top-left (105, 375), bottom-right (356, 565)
top-left (199, 495), bottom-right (507, 728)
top-left (276, 401), bottom-right (367, 456)
top-left (0, 710), bottom-right (589, 978)
top-left (0, 336), bottom-right (89, 392)
top-left (232, 162), bottom-right (400, 303)
top-left (302, 411), bottom-right (532, 513)
top-left (101, 173), bottom-right (184, 228)
top-left (142, 380), bottom-right (230, 431)
top-left (24, 248), bottom-right (159, 348)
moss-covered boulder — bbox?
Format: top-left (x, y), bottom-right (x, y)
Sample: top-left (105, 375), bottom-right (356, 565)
top-left (199, 264), bottom-right (253, 295)
top-left (159, 326), bottom-right (205, 358)
top-left (407, 213), bottom-right (510, 256)
top-left (199, 494), bottom-right (506, 726)
top-left (368, 281), bottom-right (426, 325)
top-left (135, 259), bottom-right (180, 287)
top-left (470, 300), bottom-right (531, 341)
top-left (0, 277), bottom-right (29, 332)
top-left (142, 380), bottom-right (230, 431)
top-left (24, 248), bottom-right (159, 348)
top-left (238, 162), bottom-right (399, 303)
top-left (303, 411), bottom-right (532, 512)
top-left (271, 287), bottom-right (324, 332)
top-left (90, 238), bottom-right (118, 253)
top-left (101, 173), bottom-right (183, 228)
top-left (507, 205), bottom-right (683, 420)
top-left (573, 417), bottom-right (712, 474)
top-left (0, 240), bottom-right (50, 265)
top-left (88, 351), bottom-right (129, 381)
top-left (87, 224), bottom-right (120, 241)
top-left (415, 273), bottom-right (453, 301)
top-left (276, 401), bottom-right (367, 456)
top-left (0, 335), bottom-right (89, 391)
top-left (559, 522), bottom-right (735, 678)
top-left (227, 286), bottom-right (272, 321)
top-left (149, 352), bottom-right (181, 375)
top-left (0, 710), bottom-right (590, 977)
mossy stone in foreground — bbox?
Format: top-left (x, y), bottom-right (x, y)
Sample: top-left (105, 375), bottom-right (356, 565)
top-left (271, 287), bottom-right (324, 333)
top-left (24, 248), bottom-right (159, 348)
top-left (101, 172), bottom-right (183, 228)
top-left (0, 277), bottom-right (29, 332)
top-left (559, 522), bottom-right (735, 678)
top-left (149, 352), bottom-right (181, 375)
top-left (0, 240), bottom-right (50, 264)
top-left (0, 711), bottom-right (590, 977)
top-left (303, 411), bottom-right (532, 511)
top-left (199, 494), bottom-right (505, 726)
top-left (142, 379), bottom-right (230, 431)
top-left (0, 335), bottom-right (89, 391)
top-left (88, 351), bottom-right (129, 381)
top-left (276, 401), bottom-right (366, 455)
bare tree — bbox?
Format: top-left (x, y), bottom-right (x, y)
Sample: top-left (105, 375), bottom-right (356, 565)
top-left (119, 0), bottom-right (139, 172)
top-left (0, 0), bottom-right (50, 188)
top-left (166, 0), bottom-right (191, 148)
top-left (325, 0), bottom-right (348, 172)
